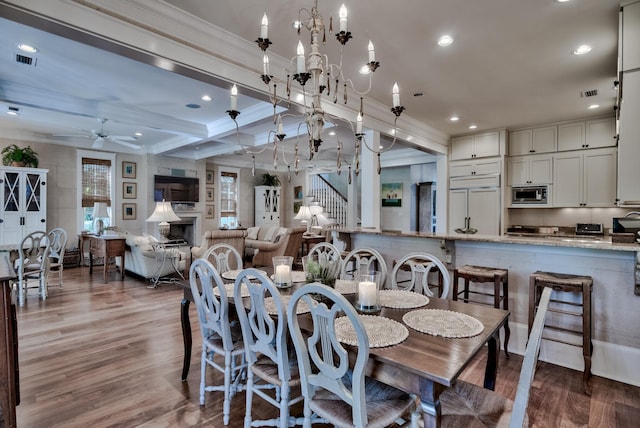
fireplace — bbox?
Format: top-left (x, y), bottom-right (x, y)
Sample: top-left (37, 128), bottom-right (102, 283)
top-left (167, 212), bottom-right (201, 245)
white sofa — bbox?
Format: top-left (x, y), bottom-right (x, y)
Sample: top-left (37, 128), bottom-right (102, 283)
top-left (116, 232), bottom-right (188, 280)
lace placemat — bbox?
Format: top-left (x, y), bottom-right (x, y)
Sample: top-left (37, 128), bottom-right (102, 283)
top-left (334, 279), bottom-right (357, 295)
top-left (264, 295), bottom-right (313, 315)
top-left (335, 315), bottom-right (409, 348)
top-left (402, 309), bottom-right (484, 338)
top-left (379, 290), bottom-right (429, 309)
top-left (213, 283), bottom-right (250, 298)
top-left (221, 269), bottom-right (267, 281)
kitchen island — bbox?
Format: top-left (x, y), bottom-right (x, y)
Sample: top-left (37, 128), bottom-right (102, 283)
top-left (333, 228), bottom-right (640, 387)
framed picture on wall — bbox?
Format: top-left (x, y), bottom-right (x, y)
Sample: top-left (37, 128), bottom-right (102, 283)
top-left (293, 200), bottom-right (302, 214)
top-left (381, 183), bottom-right (403, 207)
top-left (206, 170), bottom-right (215, 184)
top-left (206, 205), bottom-right (214, 219)
top-left (206, 187), bottom-right (214, 202)
top-left (122, 182), bottom-right (137, 199)
top-left (294, 185), bottom-right (303, 200)
top-left (122, 161), bottom-right (136, 179)
top-left (122, 203), bottom-right (137, 220)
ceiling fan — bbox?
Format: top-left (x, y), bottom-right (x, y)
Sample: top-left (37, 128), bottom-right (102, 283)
top-left (55, 118), bottom-right (141, 149)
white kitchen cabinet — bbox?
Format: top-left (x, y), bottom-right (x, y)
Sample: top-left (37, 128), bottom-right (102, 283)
top-left (449, 158), bottom-right (501, 178)
top-left (450, 131), bottom-right (501, 160)
top-left (622, 1), bottom-right (640, 71)
top-left (618, 70), bottom-right (640, 205)
top-left (449, 187), bottom-right (500, 236)
top-left (0, 166), bottom-right (48, 246)
top-left (507, 154), bottom-right (553, 185)
top-left (557, 121), bottom-right (585, 152)
top-left (509, 126), bottom-right (557, 156)
top-left (553, 148), bottom-right (617, 207)
top-left (585, 117), bottom-right (616, 149)
top-left (254, 185), bottom-right (280, 227)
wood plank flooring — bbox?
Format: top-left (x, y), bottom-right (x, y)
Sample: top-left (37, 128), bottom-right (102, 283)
top-left (13, 266), bottom-right (640, 427)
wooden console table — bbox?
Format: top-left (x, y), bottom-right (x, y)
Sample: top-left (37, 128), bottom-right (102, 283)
top-left (0, 254), bottom-right (18, 427)
top-left (85, 235), bottom-right (126, 283)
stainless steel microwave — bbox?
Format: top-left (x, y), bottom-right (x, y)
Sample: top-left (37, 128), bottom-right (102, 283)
top-left (512, 185), bottom-right (548, 205)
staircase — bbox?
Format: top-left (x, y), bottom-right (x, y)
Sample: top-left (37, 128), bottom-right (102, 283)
top-left (309, 174), bottom-right (348, 227)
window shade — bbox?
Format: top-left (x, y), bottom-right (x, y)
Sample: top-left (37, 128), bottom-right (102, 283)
top-left (82, 158), bottom-right (112, 207)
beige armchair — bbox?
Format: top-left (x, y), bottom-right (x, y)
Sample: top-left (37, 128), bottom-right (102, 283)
top-left (191, 229), bottom-right (247, 260)
top-left (249, 226), bottom-right (306, 267)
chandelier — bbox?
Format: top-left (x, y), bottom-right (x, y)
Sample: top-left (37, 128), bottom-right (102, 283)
top-left (226, 0), bottom-right (405, 178)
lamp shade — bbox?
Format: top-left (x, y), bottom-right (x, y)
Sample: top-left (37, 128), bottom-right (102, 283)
top-left (146, 200), bottom-right (181, 223)
top-left (92, 202), bottom-right (109, 219)
top-left (294, 205), bottom-right (312, 221)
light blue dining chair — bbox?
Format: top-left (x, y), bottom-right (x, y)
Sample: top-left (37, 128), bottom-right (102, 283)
top-left (189, 258), bottom-right (247, 425)
top-left (340, 247), bottom-right (388, 287)
top-left (390, 252), bottom-right (451, 299)
top-left (287, 282), bottom-right (419, 428)
top-left (202, 243), bottom-right (244, 277)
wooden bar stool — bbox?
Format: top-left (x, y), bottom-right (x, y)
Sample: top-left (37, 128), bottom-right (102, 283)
top-left (529, 271), bottom-right (593, 395)
top-left (453, 265), bottom-right (510, 358)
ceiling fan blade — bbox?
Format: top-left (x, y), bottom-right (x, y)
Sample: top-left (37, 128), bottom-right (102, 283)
top-left (92, 137), bottom-right (104, 148)
top-left (107, 135), bottom-right (137, 141)
top-left (109, 138), bottom-right (141, 150)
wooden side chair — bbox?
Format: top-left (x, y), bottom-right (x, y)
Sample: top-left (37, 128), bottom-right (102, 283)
top-left (15, 230), bottom-right (51, 307)
top-left (287, 282), bottom-right (419, 428)
top-left (233, 268), bottom-right (304, 428)
top-left (189, 259), bottom-right (247, 425)
top-left (390, 252), bottom-right (451, 299)
top-left (439, 287), bottom-right (552, 427)
top-left (46, 227), bottom-right (67, 290)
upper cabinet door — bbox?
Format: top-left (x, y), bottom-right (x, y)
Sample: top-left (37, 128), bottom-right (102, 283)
top-left (622, 1), bottom-right (640, 71)
top-left (557, 122), bottom-right (585, 151)
top-left (585, 117), bottom-right (616, 149)
top-left (450, 131), bottom-right (500, 160)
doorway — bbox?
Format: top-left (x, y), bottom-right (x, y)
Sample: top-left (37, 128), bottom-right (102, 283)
top-left (416, 182), bottom-right (436, 232)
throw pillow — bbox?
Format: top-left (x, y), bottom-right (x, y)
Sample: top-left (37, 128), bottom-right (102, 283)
top-left (247, 227), bottom-right (259, 240)
top-left (262, 226), bottom-right (279, 242)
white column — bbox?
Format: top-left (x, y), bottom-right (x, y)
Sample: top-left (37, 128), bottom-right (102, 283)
top-left (360, 130), bottom-right (380, 230)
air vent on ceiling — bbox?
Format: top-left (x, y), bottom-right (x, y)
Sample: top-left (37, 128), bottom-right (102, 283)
top-left (8, 107), bottom-right (21, 113)
top-left (15, 53), bottom-right (36, 66)
top-left (581, 89), bottom-right (598, 97)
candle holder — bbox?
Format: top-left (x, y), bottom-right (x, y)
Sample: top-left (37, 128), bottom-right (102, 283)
top-left (356, 271), bottom-right (381, 314)
top-left (273, 256), bottom-right (293, 288)
top-left (226, 109), bottom-right (241, 120)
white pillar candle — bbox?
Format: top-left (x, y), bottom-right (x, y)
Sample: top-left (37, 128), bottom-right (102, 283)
top-left (368, 40), bottom-right (375, 62)
top-left (260, 13), bottom-right (269, 39)
top-left (296, 41), bottom-right (306, 73)
top-left (358, 281), bottom-right (377, 306)
top-left (275, 265), bottom-right (291, 283)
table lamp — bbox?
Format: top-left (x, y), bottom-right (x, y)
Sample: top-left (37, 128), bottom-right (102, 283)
top-left (92, 202), bottom-right (109, 235)
top-left (146, 200), bottom-right (181, 240)
top-left (294, 205), bottom-right (312, 234)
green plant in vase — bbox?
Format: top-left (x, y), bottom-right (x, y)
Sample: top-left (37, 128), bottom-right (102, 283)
top-left (304, 258), bottom-right (338, 288)
top-left (1, 144), bottom-right (39, 168)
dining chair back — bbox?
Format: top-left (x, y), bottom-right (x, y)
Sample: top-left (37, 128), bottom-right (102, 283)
top-left (308, 241), bottom-right (342, 268)
top-left (233, 268), bottom-right (304, 428)
top-left (340, 247), bottom-right (388, 287)
top-left (189, 258), bottom-right (246, 425)
top-left (202, 243), bottom-right (244, 276)
top-left (390, 252), bottom-right (451, 299)
top-left (287, 283), bottom-right (418, 428)
top-left (46, 227), bottom-right (67, 289)
top-left (15, 230), bottom-right (51, 307)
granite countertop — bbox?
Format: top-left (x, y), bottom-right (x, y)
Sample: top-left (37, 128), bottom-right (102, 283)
top-left (333, 227), bottom-right (640, 252)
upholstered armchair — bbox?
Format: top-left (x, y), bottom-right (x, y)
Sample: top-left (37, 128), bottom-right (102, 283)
top-left (249, 226), bottom-right (306, 267)
top-left (191, 229), bottom-right (247, 260)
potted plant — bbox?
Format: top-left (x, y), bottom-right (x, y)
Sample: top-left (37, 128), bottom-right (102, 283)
top-left (2, 144), bottom-right (39, 168)
top-left (260, 172), bottom-right (280, 187)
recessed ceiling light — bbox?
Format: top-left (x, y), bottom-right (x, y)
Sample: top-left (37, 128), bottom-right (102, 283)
top-left (556, 0), bottom-right (571, 3)
top-left (469, 124), bottom-right (478, 130)
top-left (359, 65), bottom-right (371, 74)
top-left (17, 43), bottom-right (38, 53)
top-left (201, 95), bottom-right (212, 101)
top-left (135, 132), bottom-right (143, 137)
top-left (450, 115), bottom-right (460, 122)
top-left (437, 35), bottom-right (454, 47)
top-left (588, 104), bottom-right (600, 109)
top-left (328, 131), bottom-right (336, 136)
top-left (296, 93), bottom-right (304, 103)
top-left (573, 44), bottom-right (592, 55)
top-left (292, 20), bottom-right (303, 30)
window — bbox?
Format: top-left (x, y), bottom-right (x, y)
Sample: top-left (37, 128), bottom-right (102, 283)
top-left (77, 151), bottom-right (116, 233)
top-left (219, 170), bottom-right (238, 228)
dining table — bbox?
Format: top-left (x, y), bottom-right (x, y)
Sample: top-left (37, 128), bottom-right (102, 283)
top-left (177, 272), bottom-right (509, 428)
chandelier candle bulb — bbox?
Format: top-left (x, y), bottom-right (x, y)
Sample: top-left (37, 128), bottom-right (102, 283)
top-left (263, 54), bottom-right (269, 75)
top-left (260, 13), bottom-right (268, 39)
top-left (296, 41), bottom-right (306, 73)
top-left (277, 115), bottom-right (284, 135)
top-left (230, 84), bottom-right (238, 111)
top-left (393, 82), bottom-right (400, 107)
top-left (339, 4), bottom-right (348, 32)
top-left (368, 40), bottom-right (375, 62)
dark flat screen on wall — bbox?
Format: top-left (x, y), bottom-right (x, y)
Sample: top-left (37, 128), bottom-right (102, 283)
top-left (153, 175), bottom-right (200, 203)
